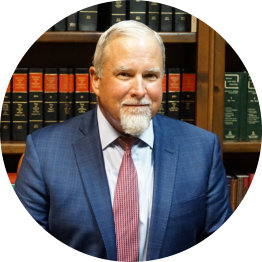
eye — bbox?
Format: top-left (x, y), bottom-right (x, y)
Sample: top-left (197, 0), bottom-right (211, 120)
top-left (117, 72), bottom-right (131, 79)
top-left (144, 73), bottom-right (158, 81)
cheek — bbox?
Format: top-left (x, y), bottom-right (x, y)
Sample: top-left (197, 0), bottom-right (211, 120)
top-left (149, 85), bottom-right (163, 103)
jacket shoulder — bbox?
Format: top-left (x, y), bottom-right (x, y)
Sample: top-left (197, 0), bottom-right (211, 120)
top-left (153, 114), bottom-right (216, 139)
top-left (29, 110), bottom-right (95, 145)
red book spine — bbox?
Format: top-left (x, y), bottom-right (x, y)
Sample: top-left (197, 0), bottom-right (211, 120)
top-left (44, 68), bottom-right (58, 126)
top-left (158, 73), bottom-right (167, 115)
top-left (89, 74), bottom-right (97, 110)
top-left (8, 173), bottom-right (17, 185)
top-left (167, 68), bottom-right (180, 119)
top-left (29, 68), bottom-right (43, 133)
top-left (181, 72), bottom-right (196, 124)
top-left (248, 173), bottom-right (255, 187)
top-left (59, 68), bottom-right (74, 122)
top-left (75, 68), bottom-right (89, 115)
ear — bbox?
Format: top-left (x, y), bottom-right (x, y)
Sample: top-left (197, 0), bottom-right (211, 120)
top-left (89, 66), bottom-right (100, 96)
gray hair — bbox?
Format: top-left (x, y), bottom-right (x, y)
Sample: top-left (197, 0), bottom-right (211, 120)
top-left (92, 20), bottom-right (166, 78)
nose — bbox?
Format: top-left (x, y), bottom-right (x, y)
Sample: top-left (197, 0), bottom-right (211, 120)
top-left (130, 75), bottom-right (146, 98)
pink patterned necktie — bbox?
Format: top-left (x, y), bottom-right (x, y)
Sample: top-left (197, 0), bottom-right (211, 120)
top-left (113, 136), bottom-right (139, 262)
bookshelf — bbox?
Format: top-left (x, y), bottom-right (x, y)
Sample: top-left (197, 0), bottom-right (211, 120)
top-left (38, 31), bottom-right (197, 43)
top-left (1, 19), bottom-right (260, 177)
top-left (223, 141), bottom-right (261, 153)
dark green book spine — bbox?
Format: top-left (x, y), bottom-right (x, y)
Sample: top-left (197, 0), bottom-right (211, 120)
top-left (224, 73), bottom-right (241, 141)
top-left (54, 18), bottom-right (66, 31)
top-left (59, 68), bottom-right (74, 122)
top-left (246, 75), bottom-right (261, 141)
top-left (12, 68), bottom-right (28, 141)
top-left (160, 4), bottom-right (173, 32)
top-left (173, 8), bottom-right (191, 32)
top-left (111, 1), bottom-right (127, 25)
top-left (44, 68), bottom-right (58, 126)
top-left (1, 81), bottom-right (11, 140)
top-left (239, 71), bottom-right (248, 141)
top-left (29, 68), bottom-right (43, 134)
top-left (147, 2), bottom-right (160, 31)
top-left (75, 68), bottom-right (89, 116)
top-left (67, 12), bottom-right (78, 31)
top-left (129, 0), bottom-right (147, 24)
top-left (167, 68), bottom-right (181, 119)
top-left (78, 6), bottom-right (98, 31)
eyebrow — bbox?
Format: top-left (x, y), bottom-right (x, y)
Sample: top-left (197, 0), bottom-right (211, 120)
top-left (144, 68), bottom-right (162, 74)
top-left (113, 66), bottom-right (132, 73)
top-left (113, 66), bottom-right (161, 74)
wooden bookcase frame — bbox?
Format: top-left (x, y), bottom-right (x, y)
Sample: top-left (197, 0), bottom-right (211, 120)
top-left (1, 20), bottom-right (261, 158)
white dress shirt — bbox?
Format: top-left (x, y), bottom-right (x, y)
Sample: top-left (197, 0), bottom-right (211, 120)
top-left (97, 106), bottom-right (154, 261)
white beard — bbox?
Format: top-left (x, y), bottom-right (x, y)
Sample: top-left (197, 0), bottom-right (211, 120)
top-left (120, 98), bottom-right (152, 136)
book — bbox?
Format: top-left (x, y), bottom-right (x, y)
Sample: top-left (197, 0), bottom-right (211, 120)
top-left (8, 172), bottom-right (17, 188)
top-left (78, 6), bottom-right (98, 31)
top-left (129, 0), bottom-right (147, 24)
top-left (157, 73), bottom-right (167, 115)
top-left (44, 68), bottom-right (58, 126)
top-left (167, 68), bottom-right (180, 119)
top-left (160, 4), bottom-right (173, 32)
top-left (180, 72), bottom-right (196, 124)
top-left (89, 75), bottom-right (97, 110)
top-left (58, 68), bottom-right (74, 122)
top-left (75, 68), bottom-right (89, 116)
top-left (227, 172), bottom-right (255, 211)
top-left (147, 2), bottom-right (160, 31)
top-left (248, 173), bottom-right (255, 187)
top-left (29, 68), bottom-right (43, 133)
top-left (241, 174), bottom-right (250, 199)
top-left (173, 8), bottom-right (191, 32)
top-left (224, 72), bottom-right (247, 141)
top-left (1, 81), bottom-right (11, 141)
top-left (54, 18), bottom-right (66, 31)
top-left (67, 12), bottom-right (78, 31)
top-left (111, 1), bottom-right (127, 25)
top-left (226, 175), bottom-right (232, 199)
top-left (12, 68), bottom-right (28, 141)
top-left (230, 176), bottom-right (238, 211)
top-left (191, 16), bottom-right (197, 33)
top-left (246, 75), bottom-right (261, 141)
top-left (236, 174), bottom-right (249, 206)
top-left (239, 72), bottom-right (248, 141)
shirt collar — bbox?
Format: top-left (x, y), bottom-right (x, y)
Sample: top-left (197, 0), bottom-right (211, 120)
top-left (97, 105), bottom-right (154, 150)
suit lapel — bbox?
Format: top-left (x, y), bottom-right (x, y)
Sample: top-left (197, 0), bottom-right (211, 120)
top-left (147, 116), bottom-right (180, 260)
top-left (72, 110), bottom-right (117, 260)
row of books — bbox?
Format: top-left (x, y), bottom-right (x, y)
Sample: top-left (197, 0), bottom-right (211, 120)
top-left (52, 1), bottom-right (196, 33)
top-left (227, 173), bottom-right (254, 211)
top-left (0, 67), bottom-right (196, 141)
top-left (223, 72), bottom-right (261, 141)
top-left (8, 173), bottom-right (17, 188)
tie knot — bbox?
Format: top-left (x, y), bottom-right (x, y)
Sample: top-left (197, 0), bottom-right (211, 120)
top-left (117, 136), bottom-right (136, 151)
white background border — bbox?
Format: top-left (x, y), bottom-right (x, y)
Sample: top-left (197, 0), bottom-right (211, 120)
top-left (0, 0), bottom-right (261, 261)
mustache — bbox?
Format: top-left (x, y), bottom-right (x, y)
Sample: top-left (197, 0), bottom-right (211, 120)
top-left (121, 98), bottom-right (152, 106)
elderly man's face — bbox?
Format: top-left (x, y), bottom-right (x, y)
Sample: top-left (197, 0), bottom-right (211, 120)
top-left (90, 35), bottom-right (163, 135)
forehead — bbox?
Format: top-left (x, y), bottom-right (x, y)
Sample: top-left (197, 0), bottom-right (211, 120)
top-left (103, 35), bottom-right (162, 65)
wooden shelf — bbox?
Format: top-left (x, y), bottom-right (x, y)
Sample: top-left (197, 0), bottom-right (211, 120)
top-left (1, 142), bottom-right (26, 154)
top-left (223, 141), bottom-right (261, 153)
top-left (37, 31), bottom-right (197, 43)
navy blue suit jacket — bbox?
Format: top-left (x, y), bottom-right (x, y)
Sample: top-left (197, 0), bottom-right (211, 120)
top-left (15, 109), bottom-right (232, 260)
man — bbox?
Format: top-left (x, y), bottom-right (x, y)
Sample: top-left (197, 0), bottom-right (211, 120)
top-left (15, 20), bottom-right (232, 261)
